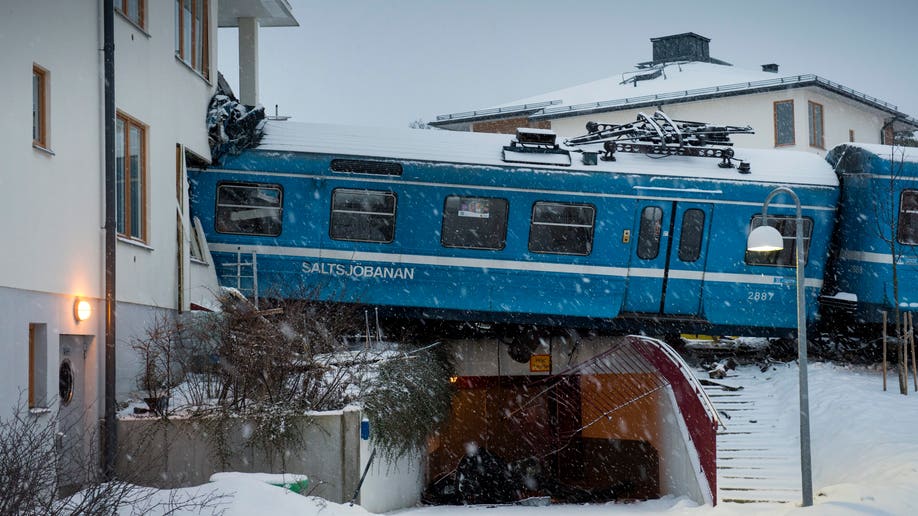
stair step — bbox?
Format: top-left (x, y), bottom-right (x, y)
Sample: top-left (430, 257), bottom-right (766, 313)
top-left (719, 487), bottom-right (801, 503)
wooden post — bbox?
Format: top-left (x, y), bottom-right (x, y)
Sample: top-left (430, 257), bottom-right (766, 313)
top-left (882, 311), bottom-right (888, 391)
top-left (910, 312), bottom-right (918, 392)
top-left (904, 312), bottom-right (911, 396)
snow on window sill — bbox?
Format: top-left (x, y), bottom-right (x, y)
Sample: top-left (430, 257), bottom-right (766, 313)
top-left (118, 236), bottom-right (154, 251)
top-left (33, 143), bottom-right (55, 156)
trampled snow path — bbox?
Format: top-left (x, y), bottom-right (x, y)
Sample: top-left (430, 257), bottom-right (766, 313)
top-left (698, 366), bottom-right (803, 504)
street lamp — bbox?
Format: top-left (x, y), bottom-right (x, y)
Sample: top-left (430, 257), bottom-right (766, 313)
top-left (746, 186), bottom-right (813, 507)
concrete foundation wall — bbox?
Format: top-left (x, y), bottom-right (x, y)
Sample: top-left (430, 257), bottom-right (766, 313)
top-left (117, 408), bottom-right (423, 512)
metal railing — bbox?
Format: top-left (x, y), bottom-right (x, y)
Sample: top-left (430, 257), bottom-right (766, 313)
top-left (536, 74), bottom-right (902, 118)
top-left (435, 99), bottom-right (562, 122)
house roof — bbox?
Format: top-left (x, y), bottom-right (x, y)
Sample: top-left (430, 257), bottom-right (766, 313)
top-left (218, 0), bottom-right (298, 28)
top-left (432, 61), bottom-right (918, 131)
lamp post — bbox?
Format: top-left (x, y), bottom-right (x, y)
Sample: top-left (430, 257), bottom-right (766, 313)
top-left (746, 186), bottom-right (813, 507)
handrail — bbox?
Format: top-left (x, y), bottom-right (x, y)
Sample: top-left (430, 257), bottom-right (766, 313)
top-left (630, 335), bottom-right (723, 429)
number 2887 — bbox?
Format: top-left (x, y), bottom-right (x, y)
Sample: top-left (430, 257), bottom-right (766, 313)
top-left (747, 291), bottom-right (775, 302)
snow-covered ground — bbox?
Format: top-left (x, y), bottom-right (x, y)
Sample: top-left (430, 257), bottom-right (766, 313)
top-left (114, 362), bottom-right (918, 515)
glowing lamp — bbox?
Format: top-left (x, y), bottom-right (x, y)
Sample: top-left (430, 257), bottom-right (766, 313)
top-left (74, 298), bottom-right (91, 322)
top-left (747, 225), bottom-right (784, 252)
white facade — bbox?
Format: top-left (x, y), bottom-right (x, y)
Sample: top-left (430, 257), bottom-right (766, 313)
top-left (0, 0), bottom-right (298, 469)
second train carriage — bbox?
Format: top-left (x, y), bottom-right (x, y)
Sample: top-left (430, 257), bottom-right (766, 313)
top-left (821, 143), bottom-right (918, 330)
top-left (189, 120), bottom-right (839, 337)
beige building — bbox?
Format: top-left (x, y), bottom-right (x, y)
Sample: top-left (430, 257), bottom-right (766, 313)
top-left (432, 33), bottom-right (918, 156)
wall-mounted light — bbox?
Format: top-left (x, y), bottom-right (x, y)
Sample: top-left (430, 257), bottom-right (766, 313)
top-left (74, 298), bottom-right (91, 322)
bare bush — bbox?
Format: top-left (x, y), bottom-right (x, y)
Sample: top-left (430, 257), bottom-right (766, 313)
top-left (0, 397), bottom-right (226, 515)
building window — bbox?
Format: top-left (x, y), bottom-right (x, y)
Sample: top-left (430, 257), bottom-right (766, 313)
top-left (175, 0), bottom-right (209, 78)
top-left (774, 100), bottom-right (795, 147)
top-left (897, 190), bottom-right (918, 245)
top-left (808, 101), bottom-right (825, 149)
top-left (116, 114), bottom-right (147, 241)
top-left (28, 324), bottom-right (48, 409)
top-left (330, 189), bottom-right (397, 243)
top-left (883, 125), bottom-right (894, 145)
top-left (116, 0), bottom-right (145, 28)
top-left (678, 209), bottom-right (706, 263)
top-left (745, 215), bottom-right (813, 267)
top-left (637, 206), bottom-right (663, 260)
top-left (441, 196), bottom-right (508, 250)
top-left (32, 65), bottom-right (48, 149)
top-left (215, 183), bottom-right (283, 236)
top-left (528, 202), bottom-right (595, 255)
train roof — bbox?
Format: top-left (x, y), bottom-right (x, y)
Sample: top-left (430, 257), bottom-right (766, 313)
top-left (253, 120), bottom-right (838, 187)
top-left (834, 143), bottom-right (918, 164)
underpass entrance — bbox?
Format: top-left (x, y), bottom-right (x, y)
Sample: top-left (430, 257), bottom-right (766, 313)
top-left (426, 335), bottom-right (718, 505)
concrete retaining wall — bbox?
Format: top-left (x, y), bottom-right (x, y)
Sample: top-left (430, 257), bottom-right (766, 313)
top-left (117, 407), bottom-right (421, 511)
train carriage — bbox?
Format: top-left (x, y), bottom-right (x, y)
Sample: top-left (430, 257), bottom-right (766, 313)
top-left (822, 143), bottom-right (918, 329)
top-left (189, 120), bottom-right (838, 337)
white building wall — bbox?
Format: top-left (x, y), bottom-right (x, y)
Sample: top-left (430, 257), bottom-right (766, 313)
top-left (0, 1), bottom-right (107, 423)
top-left (0, 1), bottom-right (104, 300)
top-left (0, 0), bottom-right (221, 422)
top-left (113, 0), bottom-right (216, 309)
top-left (546, 86), bottom-right (888, 156)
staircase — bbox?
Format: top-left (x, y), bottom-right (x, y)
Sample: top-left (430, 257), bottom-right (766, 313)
top-left (699, 367), bottom-right (803, 504)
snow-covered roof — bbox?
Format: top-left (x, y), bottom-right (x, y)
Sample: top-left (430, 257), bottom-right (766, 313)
top-left (841, 143), bottom-right (918, 164)
top-left (503, 62), bottom-right (786, 110)
top-left (433, 62), bottom-right (917, 128)
top-left (253, 120), bottom-right (837, 186)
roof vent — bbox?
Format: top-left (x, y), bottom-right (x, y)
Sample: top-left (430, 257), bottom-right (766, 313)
top-left (762, 63), bottom-right (779, 73)
top-left (502, 128), bottom-right (571, 167)
top-left (515, 127), bottom-right (557, 146)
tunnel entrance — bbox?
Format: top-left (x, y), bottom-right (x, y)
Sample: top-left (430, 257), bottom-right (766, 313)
top-left (425, 335), bottom-right (718, 505)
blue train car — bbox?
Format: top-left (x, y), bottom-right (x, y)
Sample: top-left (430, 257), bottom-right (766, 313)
top-left (822, 143), bottom-right (918, 328)
top-left (189, 121), bottom-right (838, 337)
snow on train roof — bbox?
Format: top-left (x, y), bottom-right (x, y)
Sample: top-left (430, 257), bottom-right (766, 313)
top-left (256, 120), bottom-right (837, 186)
top-left (842, 142), bottom-right (918, 164)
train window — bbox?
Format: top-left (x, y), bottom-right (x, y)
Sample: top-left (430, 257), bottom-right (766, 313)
top-left (441, 196), bottom-right (508, 250)
top-left (745, 215), bottom-right (813, 266)
top-left (678, 209), bottom-right (706, 262)
top-left (330, 159), bottom-right (402, 176)
top-left (897, 190), bottom-right (918, 245)
top-left (215, 183), bottom-right (283, 236)
top-left (330, 189), bottom-right (397, 243)
top-left (637, 206), bottom-right (663, 260)
top-left (528, 202), bottom-right (595, 255)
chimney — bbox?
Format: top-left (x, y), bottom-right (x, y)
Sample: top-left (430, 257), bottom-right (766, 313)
top-left (762, 63), bottom-right (779, 73)
top-left (650, 33), bottom-right (710, 64)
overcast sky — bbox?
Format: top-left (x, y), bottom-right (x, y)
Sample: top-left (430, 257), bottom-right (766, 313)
top-left (218, 0), bottom-right (918, 129)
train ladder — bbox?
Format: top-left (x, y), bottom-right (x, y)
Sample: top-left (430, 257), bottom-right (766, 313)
top-left (229, 250), bottom-right (258, 309)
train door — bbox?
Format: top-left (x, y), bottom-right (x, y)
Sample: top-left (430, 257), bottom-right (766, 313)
top-left (623, 202), bottom-right (713, 315)
top-left (663, 203), bottom-right (713, 315)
